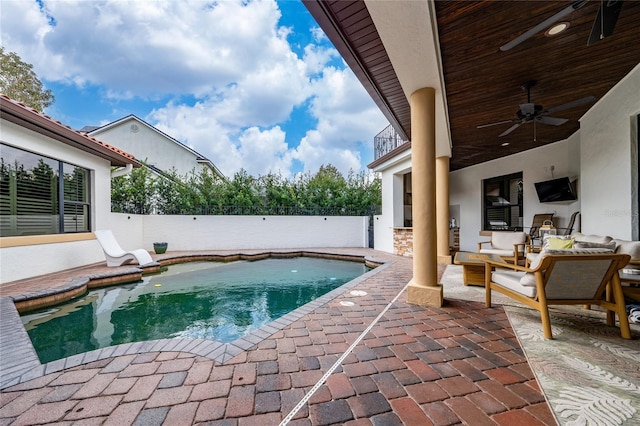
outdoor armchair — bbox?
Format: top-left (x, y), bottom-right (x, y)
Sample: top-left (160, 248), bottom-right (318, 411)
top-left (484, 252), bottom-right (631, 339)
top-left (477, 231), bottom-right (529, 264)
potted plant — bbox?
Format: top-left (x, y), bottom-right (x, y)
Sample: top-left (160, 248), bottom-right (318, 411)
top-left (153, 242), bottom-right (168, 254)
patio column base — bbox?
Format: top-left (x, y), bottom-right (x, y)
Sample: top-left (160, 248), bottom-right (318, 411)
top-left (407, 280), bottom-right (443, 307)
top-left (438, 254), bottom-right (452, 264)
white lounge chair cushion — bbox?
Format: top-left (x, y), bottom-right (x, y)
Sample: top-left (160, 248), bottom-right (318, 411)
top-left (492, 270), bottom-right (536, 297)
top-left (479, 248), bottom-right (519, 257)
top-left (526, 252), bottom-right (540, 264)
top-left (490, 232), bottom-right (527, 250)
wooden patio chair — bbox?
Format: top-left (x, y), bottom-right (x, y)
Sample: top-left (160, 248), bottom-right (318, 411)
top-left (562, 211), bottom-right (580, 236)
top-left (477, 231), bottom-right (529, 264)
top-left (484, 252), bottom-right (631, 339)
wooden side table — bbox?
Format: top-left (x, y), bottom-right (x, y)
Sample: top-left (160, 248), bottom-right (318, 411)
top-left (453, 252), bottom-right (506, 287)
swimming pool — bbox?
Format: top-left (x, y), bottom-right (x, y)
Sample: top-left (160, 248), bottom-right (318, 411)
top-left (21, 257), bottom-right (370, 363)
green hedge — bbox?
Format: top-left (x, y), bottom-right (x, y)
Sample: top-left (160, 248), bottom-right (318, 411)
top-left (111, 164), bottom-right (381, 216)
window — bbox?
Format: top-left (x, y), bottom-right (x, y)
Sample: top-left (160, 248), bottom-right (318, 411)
top-left (0, 143), bottom-right (91, 237)
top-left (403, 172), bottom-right (412, 227)
top-left (483, 172), bottom-right (523, 231)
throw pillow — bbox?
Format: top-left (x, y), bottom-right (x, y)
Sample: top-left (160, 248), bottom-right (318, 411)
top-left (547, 247), bottom-right (614, 255)
top-left (520, 247), bottom-right (548, 287)
top-left (571, 232), bottom-right (613, 244)
top-left (574, 241), bottom-right (617, 251)
top-left (546, 237), bottom-right (574, 250)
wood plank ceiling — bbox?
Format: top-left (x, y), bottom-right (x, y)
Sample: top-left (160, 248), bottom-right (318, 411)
top-left (303, 1), bottom-right (640, 171)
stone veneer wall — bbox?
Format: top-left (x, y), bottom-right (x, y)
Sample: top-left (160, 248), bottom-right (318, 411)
top-left (393, 228), bottom-right (413, 257)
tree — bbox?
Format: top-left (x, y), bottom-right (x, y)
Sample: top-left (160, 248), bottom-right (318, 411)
top-left (111, 165), bottom-right (154, 214)
top-left (305, 165), bottom-right (347, 209)
top-left (0, 47), bottom-right (54, 111)
top-left (110, 163), bottom-right (381, 216)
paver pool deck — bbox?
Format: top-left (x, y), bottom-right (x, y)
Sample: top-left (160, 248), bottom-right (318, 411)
top-left (0, 248), bottom-right (557, 425)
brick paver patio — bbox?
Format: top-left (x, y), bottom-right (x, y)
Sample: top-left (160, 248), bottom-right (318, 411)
top-left (0, 249), bottom-right (557, 425)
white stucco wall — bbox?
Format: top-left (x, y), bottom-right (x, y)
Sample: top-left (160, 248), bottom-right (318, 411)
top-left (372, 149), bottom-right (412, 253)
top-left (134, 214), bottom-right (368, 251)
top-left (579, 64), bottom-right (640, 240)
top-left (373, 137), bottom-right (580, 253)
top-left (91, 117), bottom-right (202, 177)
top-left (2, 212), bottom-right (369, 283)
top-left (449, 139), bottom-right (580, 252)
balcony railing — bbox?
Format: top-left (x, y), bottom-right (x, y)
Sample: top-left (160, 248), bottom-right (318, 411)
top-left (373, 125), bottom-right (408, 161)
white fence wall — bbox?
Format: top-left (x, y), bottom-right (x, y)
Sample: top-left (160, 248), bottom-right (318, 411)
top-left (1, 214), bottom-right (369, 283)
top-left (0, 240), bottom-right (105, 285)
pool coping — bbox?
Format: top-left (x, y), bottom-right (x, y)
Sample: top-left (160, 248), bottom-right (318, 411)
top-left (0, 250), bottom-right (390, 390)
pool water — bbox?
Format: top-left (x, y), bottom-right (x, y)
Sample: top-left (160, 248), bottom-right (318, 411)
top-left (21, 257), bottom-right (370, 363)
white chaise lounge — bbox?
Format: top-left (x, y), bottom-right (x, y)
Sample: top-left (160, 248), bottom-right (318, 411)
top-left (94, 230), bottom-right (154, 267)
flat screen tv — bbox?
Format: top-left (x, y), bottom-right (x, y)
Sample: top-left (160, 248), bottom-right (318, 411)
top-left (535, 177), bottom-right (577, 203)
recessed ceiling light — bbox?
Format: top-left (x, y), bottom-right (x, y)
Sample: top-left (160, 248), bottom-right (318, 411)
top-left (502, 142), bottom-right (510, 147)
top-left (545, 22), bottom-right (570, 37)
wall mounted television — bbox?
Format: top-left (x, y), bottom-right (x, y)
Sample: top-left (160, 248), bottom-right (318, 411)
top-left (534, 177), bottom-right (577, 203)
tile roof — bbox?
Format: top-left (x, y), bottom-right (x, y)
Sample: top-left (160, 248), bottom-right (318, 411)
top-left (1, 94), bottom-right (139, 167)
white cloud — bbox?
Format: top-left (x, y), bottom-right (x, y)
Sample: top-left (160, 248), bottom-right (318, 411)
top-left (3, 0), bottom-right (288, 97)
top-left (1, 0), bottom-right (388, 177)
top-left (289, 66), bottom-right (387, 174)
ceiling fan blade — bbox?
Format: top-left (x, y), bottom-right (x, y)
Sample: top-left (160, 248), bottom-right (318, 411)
top-left (588, 0), bottom-right (623, 45)
top-left (477, 119), bottom-right (514, 129)
top-left (536, 116), bottom-right (568, 126)
top-left (500, 0), bottom-right (588, 51)
top-left (499, 122), bottom-right (523, 137)
top-left (542, 96), bottom-right (597, 115)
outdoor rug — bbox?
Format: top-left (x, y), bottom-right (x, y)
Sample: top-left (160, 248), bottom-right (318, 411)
top-left (441, 264), bottom-right (640, 426)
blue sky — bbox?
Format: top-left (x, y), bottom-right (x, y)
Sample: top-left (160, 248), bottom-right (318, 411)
top-left (1, 0), bottom-right (388, 178)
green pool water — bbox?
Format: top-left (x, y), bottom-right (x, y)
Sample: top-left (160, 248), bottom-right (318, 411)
top-left (21, 257), bottom-right (370, 363)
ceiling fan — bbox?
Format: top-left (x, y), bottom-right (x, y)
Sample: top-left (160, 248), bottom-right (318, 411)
top-left (477, 80), bottom-right (596, 137)
top-left (500, 0), bottom-right (624, 51)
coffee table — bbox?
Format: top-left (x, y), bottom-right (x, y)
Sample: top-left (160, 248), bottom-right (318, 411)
top-left (453, 252), bottom-right (507, 287)
top-left (619, 268), bottom-right (640, 302)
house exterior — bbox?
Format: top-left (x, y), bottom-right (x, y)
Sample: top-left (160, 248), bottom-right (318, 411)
top-left (86, 115), bottom-right (224, 179)
top-left (303, 0), bottom-right (640, 307)
top-left (0, 95), bottom-right (140, 283)
top-left (370, 65), bottom-right (639, 256)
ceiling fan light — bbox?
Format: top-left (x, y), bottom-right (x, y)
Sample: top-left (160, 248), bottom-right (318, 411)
top-left (545, 22), bottom-right (570, 36)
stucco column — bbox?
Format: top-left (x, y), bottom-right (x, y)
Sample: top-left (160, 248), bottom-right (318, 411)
top-left (436, 156), bottom-right (451, 264)
top-left (407, 87), bottom-right (443, 307)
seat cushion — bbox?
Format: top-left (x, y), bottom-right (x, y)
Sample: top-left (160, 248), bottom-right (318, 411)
top-left (480, 248), bottom-right (522, 257)
top-left (491, 231), bottom-right (527, 250)
top-left (572, 232), bottom-right (613, 244)
top-left (492, 270), bottom-right (536, 297)
top-left (613, 239), bottom-right (640, 263)
top-left (526, 252), bottom-right (539, 263)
